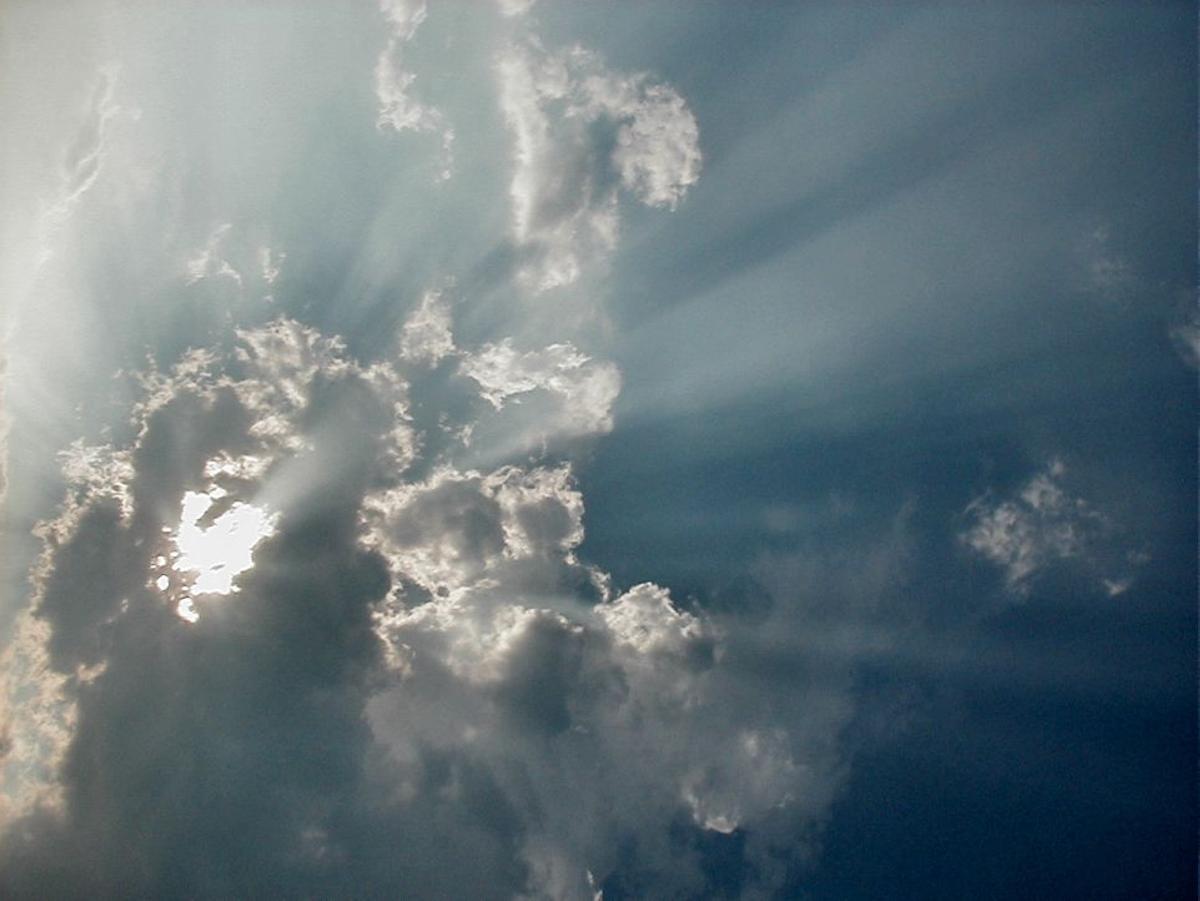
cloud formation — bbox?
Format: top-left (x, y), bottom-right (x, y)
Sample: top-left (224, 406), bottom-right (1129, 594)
top-left (0, 9), bottom-right (887, 898)
top-left (460, 339), bottom-right (621, 444)
top-left (38, 65), bottom-right (128, 262)
top-left (497, 38), bottom-right (701, 291)
top-left (186, 223), bottom-right (243, 287)
top-left (374, 0), bottom-right (455, 181)
top-left (0, 290), bottom-right (861, 897)
top-left (961, 460), bottom-right (1139, 596)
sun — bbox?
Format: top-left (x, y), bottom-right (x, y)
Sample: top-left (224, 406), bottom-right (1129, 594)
top-left (157, 487), bottom-right (279, 621)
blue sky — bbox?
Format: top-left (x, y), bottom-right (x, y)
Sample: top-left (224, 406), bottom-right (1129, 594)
top-left (0, 2), bottom-right (1195, 898)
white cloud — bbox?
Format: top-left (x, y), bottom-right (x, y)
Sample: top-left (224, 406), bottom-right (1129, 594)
top-left (580, 72), bottom-right (702, 210)
top-left (0, 352), bottom-right (7, 504)
top-left (399, 288), bottom-right (456, 366)
top-left (379, 0), bottom-right (427, 39)
top-left (361, 462), bottom-right (594, 604)
top-left (374, 0), bottom-right (455, 181)
top-left (185, 223), bottom-right (242, 286)
top-left (56, 440), bottom-right (135, 520)
top-left (496, 39), bottom-right (701, 292)
top-left (596, 581), bottom-right (707, 657)
top-left (460, 339), bottom-right (621, 440)
top-left (962, 460), bottom-right (1138, 595)
top-left (0, 613), bottom-right (74, 823)
top-left (362, 467), bottom-right (508, 596)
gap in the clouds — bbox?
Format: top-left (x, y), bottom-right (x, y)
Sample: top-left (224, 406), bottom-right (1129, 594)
top-left (172, 488), bottom-right (278, 598)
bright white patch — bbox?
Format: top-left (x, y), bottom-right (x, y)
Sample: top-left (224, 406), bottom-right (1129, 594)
top-left (173, 490), bottom-right (278, 595)
top-left (155, 575), bottom-right (170, 591)
top-left (175, 598), bottom-right (200, 624)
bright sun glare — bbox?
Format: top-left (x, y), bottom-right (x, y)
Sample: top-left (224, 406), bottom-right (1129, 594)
top-left (166, 489), bottom-right (279, 619)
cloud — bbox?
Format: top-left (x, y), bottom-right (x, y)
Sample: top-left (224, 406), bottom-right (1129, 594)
top-left (961, 460), bottom-right (1140, 596)
top-left (1, 12), bottom-right (883, 897)
top-left (459, 338), bottom-right (621, 443)
top-left (1, 63), bottom-right (133, 508)
top-left (1, 304), bottom-right (864, 898)
top-left (399, 288), bottom-right (456, 366)
top-left (496, 0), bottom-right (538, 18)
top-left (182, 225), bottom-right (290, 302)
top-left (185, 223), bottom-right (242, 287)
top-left (496, 39), bottom-right (701, 291)
top-left (374, 0), bottom-right (455, 181)
top-left (38, 65), bottom-right (127, 261)
top-left (365, 564), bottom-right (845, 897)
top-left (0, 316), bottom-right (410, 891)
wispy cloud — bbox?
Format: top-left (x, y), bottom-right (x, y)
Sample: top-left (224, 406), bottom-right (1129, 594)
top-left (962, 460), bottom-right (1140, 596)
top-left (185, 223), bottom-right (242, 286)
top-left (373, 0), bottom-right (455, 181)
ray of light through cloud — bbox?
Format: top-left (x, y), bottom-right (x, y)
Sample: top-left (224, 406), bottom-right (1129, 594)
top-left (0, 3), bottom-right (1193, 899)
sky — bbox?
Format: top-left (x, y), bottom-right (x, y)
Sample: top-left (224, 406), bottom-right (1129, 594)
top-left (0, 1), bottom-right (1195, 898)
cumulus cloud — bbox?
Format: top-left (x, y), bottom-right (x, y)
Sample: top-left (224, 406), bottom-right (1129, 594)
top-left (497, 39), bottom-right (701, 291)
top-left (961, 460), bottom-right (1139, 596)
top-left (0, 300), bottom-right (863, 897)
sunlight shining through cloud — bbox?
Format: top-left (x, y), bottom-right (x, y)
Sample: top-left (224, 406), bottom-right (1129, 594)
top-left (0, 4), bottom-right (1191, 898)
top-left (172, 490), bottom-right (278, 597)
